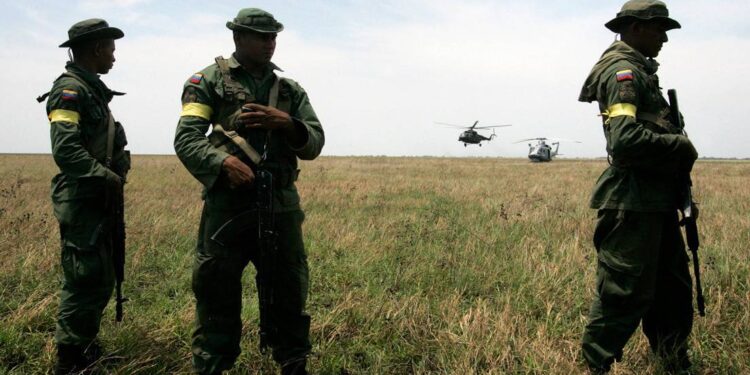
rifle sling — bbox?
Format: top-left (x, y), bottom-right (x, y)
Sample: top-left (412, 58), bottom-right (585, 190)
top-left (212, 56), bottom-right (281, 165)
top-left (212, 124), bottom-right (262, 165)
top-left (105, 112), bottom-right (115, 167)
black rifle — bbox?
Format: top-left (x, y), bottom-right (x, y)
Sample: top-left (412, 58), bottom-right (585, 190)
top-left (668, 89), bottom-right (706, 317)
top-left (91, 175), bottom-right (127, 322)
top-left (209, 168), bottom-right (277, 351)
top-left (111, 180), bottom-right (127, 322)
top-left (255, 169), bottom-right (277, 351)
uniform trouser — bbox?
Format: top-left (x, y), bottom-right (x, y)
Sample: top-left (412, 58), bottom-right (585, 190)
top-left (582, 209), bottom-right (693, 371)
top-left (54, 198), bottom-right (115, 346)
top-left (191, 205), bottom-right (311, 374)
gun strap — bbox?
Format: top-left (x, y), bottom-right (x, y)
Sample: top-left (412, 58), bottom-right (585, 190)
top-left (636, 111), bottom-right (660, 124)
top-left (269, 76), bottom-right (280, 108)
top-left (212, 56), bottom-right (284, 165)
top-left (212, 76), bottom-right (281, 166)
top-left (105, 111), bottom-right (115, 168)
top-left (215, 56), bottom-right (250, 103)
top-left (36, 91), bottom-right (50, 103)
top-left (212, 124), bottom-right (262, 165)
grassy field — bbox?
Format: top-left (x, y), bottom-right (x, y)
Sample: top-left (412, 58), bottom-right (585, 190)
top-left (0, 155), bottom-right (748, 374)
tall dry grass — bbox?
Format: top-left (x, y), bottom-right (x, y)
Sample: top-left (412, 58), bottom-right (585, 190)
top-left (0, 155), bottom-right (747, 374)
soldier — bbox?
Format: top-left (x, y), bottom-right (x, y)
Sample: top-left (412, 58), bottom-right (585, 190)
top-left (578, 1), bottom-right (699, 374)
top-left (174, 8), bottom-right (324, 375)
top-left (41, 19), bottom-right (130, 374)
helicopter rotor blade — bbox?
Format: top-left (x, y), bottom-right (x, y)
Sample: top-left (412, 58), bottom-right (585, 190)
top-left (474, 124), bottom-right (512, 129)
top-left (433, 121), bottom-right (474, 129)
top-left (513, 137), bottom-right (547, 144)
top-left (470, 120), bottom-right (479, 129)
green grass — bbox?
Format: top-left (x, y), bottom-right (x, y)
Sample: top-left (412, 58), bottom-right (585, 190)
top-left (0, 155), bottom-right (748, 374)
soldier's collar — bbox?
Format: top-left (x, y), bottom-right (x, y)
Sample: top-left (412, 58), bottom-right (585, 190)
top-left (65, 62), bottom-right (125, 99)
top-left (614, 41), bottom-right (659, 74)
top-left (227, 54), bottom-right (284, 73)
top-left (65, 61), bottom-right (101, 82)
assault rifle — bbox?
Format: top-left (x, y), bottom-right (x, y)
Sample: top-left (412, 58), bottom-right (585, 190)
top-left (91, 174), bottom-right (127, 322)
top-left (110, 179), bottom-right (127, 322)
top-left (668, 89), bottom-right (706, 317)
top-left (255, 169), bottom-right (277, 351)
top-left (210, 168), bottom-right (277, 351)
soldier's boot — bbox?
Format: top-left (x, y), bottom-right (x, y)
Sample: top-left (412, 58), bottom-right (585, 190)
top-left (81, 341), bottom-right (103, 367)
top-left (280, 358), bottom-right (308, 375)
top-left (663, 356), bottom-right (693, 375)
top-left (55, 344), bottom-right (84, 375)
top-left (587, 367), bottom-right (608, 375)
top-left (56, 341), bottom-right (106, 375)
top-left (658, 347), bottom-right (692, 375)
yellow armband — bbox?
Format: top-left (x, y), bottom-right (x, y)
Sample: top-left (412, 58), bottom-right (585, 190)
top-left (48, 109), bottom-right (80, 125)
top-left (181, 103), bottom-right (213, 120)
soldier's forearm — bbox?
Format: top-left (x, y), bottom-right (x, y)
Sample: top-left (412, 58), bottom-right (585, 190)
top-left (175, 118), bottom-right (231, 188)
top-left (607, 118), bottom-right (688, 165)
top-left (289, 119), bottom-right (324, 160)
top-left (283, 118), bottom-right (309, 149)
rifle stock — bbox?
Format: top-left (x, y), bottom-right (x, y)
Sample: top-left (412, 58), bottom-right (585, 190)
top-left (668, 89), bottom-right (706, 317)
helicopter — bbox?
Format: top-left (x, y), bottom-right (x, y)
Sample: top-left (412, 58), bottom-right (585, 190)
top-left (435, 121), bottom-right (512, 147)
top-left (515, 137), bottom-right (581, 162)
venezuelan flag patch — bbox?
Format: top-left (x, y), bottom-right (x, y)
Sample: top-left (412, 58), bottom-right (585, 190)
top-left (189, 73), bottom-right (204, 84)
top-left (616, 69), bottom-right (634, 82)
top-left (61, 89), bottom-right (78, 101)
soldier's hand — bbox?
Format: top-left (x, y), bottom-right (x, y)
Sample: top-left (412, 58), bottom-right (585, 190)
top-left (679, 137), bottom-right (698, 172)
top-left (680, 136), bottom-right (698, 160)
top-left (692, 202), bottom-right (700, 221)
top-left (104, 170), bottom-right (123, 209)
top-left (105, 170), bottom-right (123, 190)
top-left (237, 103), bottom-right (294, 133)
top-left (221, 155), bottom-right (255, 189)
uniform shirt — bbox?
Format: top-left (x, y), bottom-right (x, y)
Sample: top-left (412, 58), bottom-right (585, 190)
top-left (175, 54), bottom-right (325, 212)
top-left (579, 41), bottom-right (697, 212)
top-left (46, 62), bottom-right (128, 201)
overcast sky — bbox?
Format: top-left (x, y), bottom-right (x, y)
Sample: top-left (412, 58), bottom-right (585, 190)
top-left (2, 0), bottom-right (749, 158)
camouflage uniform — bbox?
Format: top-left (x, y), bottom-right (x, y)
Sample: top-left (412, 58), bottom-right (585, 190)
top-left (578, 1), bottom-right (697, 372)
top-left (44, 19), bottom-right (129, 373)
top-left (174, 8), bottom-right (324, 374)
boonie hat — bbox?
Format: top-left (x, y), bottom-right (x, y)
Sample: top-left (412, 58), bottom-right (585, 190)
top-left (59, 18), bottom-right (124, 48)
top-left (605, 0), bottom-right (681, 33)
top-left (226, 8), bottom-right (284, 33)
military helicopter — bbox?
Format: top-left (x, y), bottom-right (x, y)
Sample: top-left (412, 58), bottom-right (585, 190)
top-left (435, 121), bottom-right (512, 147)
top-left (515, 137), bottom-right (581, 162)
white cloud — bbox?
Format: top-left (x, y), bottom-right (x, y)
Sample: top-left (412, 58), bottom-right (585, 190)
top-left (1, 0), bottom-right (749, 158)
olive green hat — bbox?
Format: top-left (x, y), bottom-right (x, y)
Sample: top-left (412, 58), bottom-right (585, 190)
top-left (59, 18), bottom-right (124, 48)
top-left (226, 8), bottom-right (284, 33)
top-left (605, 0), bottom-right (681, 33)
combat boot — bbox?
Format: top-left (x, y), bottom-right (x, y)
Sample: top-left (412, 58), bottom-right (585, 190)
top-left (663, 360), bottom-right (694, 375)
top-left (280, 357), bottom-right (308, 375)
top-left (660, 348), bottom-right (692, 375)
top-left (55, 344), bottom-right (83, 375)
top-left (81, 340), bottom-right (103, 367)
